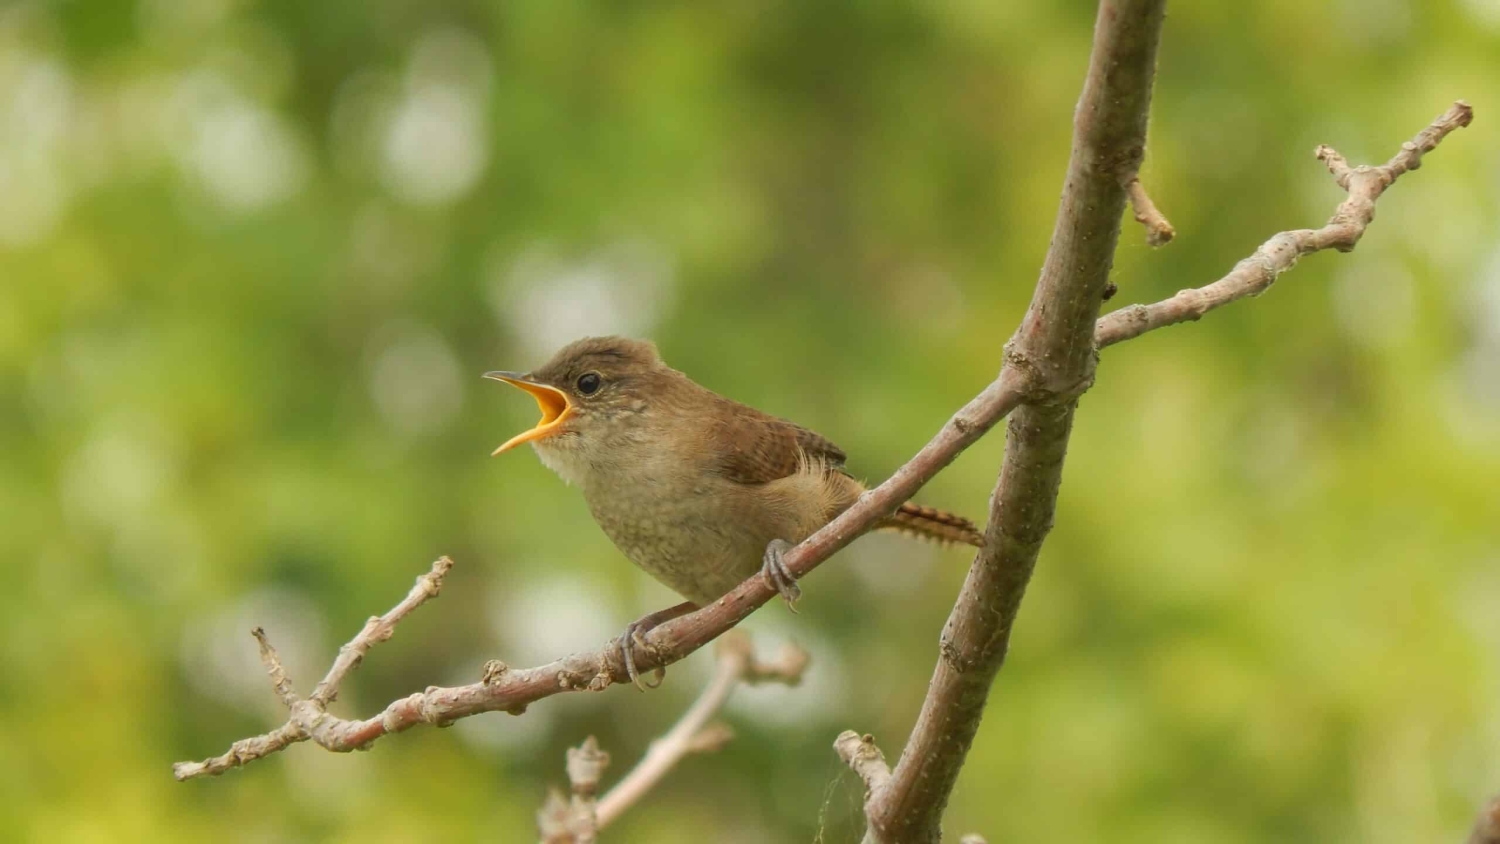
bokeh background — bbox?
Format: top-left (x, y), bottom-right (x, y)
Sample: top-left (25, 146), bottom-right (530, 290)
top-left (3, 0), bottom-right (1499, 841)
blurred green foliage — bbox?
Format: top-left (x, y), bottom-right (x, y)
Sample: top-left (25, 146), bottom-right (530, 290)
top-left (2, 0), bottom-right (1498, 841)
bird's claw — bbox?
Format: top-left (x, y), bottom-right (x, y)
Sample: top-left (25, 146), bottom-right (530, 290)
top-left (618, 620), bottom-right (666, 691)
top-left (614, 600), bottom-right (696, 692)
top-left (761, 538), bottom-right (801, 611)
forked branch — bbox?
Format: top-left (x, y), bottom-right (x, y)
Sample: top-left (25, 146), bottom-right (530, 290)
top-left (851, 76), bottom-right (1474, 844)
top-left (1097, 100), bottom-right (1473, 349)
top-left (172, 557), bottom-right (453, 780)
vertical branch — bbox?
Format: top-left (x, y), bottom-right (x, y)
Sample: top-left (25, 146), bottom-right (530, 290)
top-left (863, 1), bottom-right (1167, 841)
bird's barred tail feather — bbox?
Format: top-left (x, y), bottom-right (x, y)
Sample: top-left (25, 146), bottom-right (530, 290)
top-left (878, 502), bottom-right (984, 548)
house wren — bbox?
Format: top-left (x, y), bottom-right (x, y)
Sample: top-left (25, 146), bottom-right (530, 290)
top-left (486, 336), bottom-right (982, 686)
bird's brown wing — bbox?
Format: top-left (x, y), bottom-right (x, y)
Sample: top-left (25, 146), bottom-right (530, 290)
top-left (705, 398), bottom-right (848, 486)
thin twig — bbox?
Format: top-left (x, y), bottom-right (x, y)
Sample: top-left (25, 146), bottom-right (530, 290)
top-left (310, 556), bottom-right (454, 706)
top-left (171, 557), bottom-right (454, 780)
top-left (1096, 101), bottom-right (1473, 349)
top-left (594, 632), bottom-right (806, 829)
top-left (1125, 177), bottom-right (1175, 246)
top-left (252, 627), bottom-right (299, 709)
top-left (540, 633), bottom-right (809, 841)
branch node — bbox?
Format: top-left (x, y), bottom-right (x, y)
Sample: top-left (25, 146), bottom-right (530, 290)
top-left (1316, 143), bottom-right (1353, 188)
top-left (567, 736), bottom-right (611, 799)
top-left (834, 730), bottom-right (892, 796)
top-left (481, 659), bottom-right (510, 685)
top-left (1002, 342), bottom-right (1095, 407)
top-left (1124, 177), bottom-right (1175, 246)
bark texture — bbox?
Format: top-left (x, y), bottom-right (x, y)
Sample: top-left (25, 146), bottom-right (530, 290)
top-left (862, 3), bottom-right (1167, 840)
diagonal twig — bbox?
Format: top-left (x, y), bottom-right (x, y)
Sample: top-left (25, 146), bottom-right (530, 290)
top-left (172, 557), bottom-right (454, 780)
top-left (1097, 101), bottom-right (1473, 349)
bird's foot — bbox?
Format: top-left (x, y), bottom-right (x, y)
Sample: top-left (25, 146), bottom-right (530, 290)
top-left (761, 538), bottom-right (802, 611)
top-left (617, 600), bottom-right (697, 692)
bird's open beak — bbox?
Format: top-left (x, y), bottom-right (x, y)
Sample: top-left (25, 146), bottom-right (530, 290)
top-left (483, 371), bottom-right (573, 455)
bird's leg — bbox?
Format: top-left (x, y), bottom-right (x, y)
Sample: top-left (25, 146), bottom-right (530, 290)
top-left (618, 600), bottom-right (698, 691)
top-left (761, 538), bottom-right (802, 611)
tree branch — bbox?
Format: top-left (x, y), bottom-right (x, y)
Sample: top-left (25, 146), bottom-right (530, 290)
top-left (172, 87), bottom-right (1464, 797)
top-left (540, 632), bottom-right (809, 842)
top-left (175, 91), bottom-right (1470, 786)
top-left (175, 89), bottom-right (1470, 826)
top-left (592, 632), bottom-right (808, 830)
top-left (252, 627), bottom-right (298, 709)
top-left (171, 557), bottom-right (454, 780)
top-left (863, 2), bottom-right (1167, 840)
top-left (1096, 100), bottom-right (1473, 349)
top-left (850, 60), bottom-right (1475, 844)
top-left (173, 367), bottom-right (1032, 780)
top-left (308, 556), bottom-right (452, 706)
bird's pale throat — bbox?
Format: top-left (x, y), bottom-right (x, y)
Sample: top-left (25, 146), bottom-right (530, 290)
top-left (484, 371), bottom-right (572, 455)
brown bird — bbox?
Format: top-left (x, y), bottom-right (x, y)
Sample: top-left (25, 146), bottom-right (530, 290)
top-left (486, 336), bottom-right (982, 687)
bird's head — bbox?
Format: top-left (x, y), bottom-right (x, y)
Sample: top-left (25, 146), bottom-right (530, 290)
top-left (485, 336), bottom-right (669, 471)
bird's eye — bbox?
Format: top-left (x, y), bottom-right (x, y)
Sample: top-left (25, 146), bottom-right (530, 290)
top-left (576, 372), bottom-right (602, 395)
